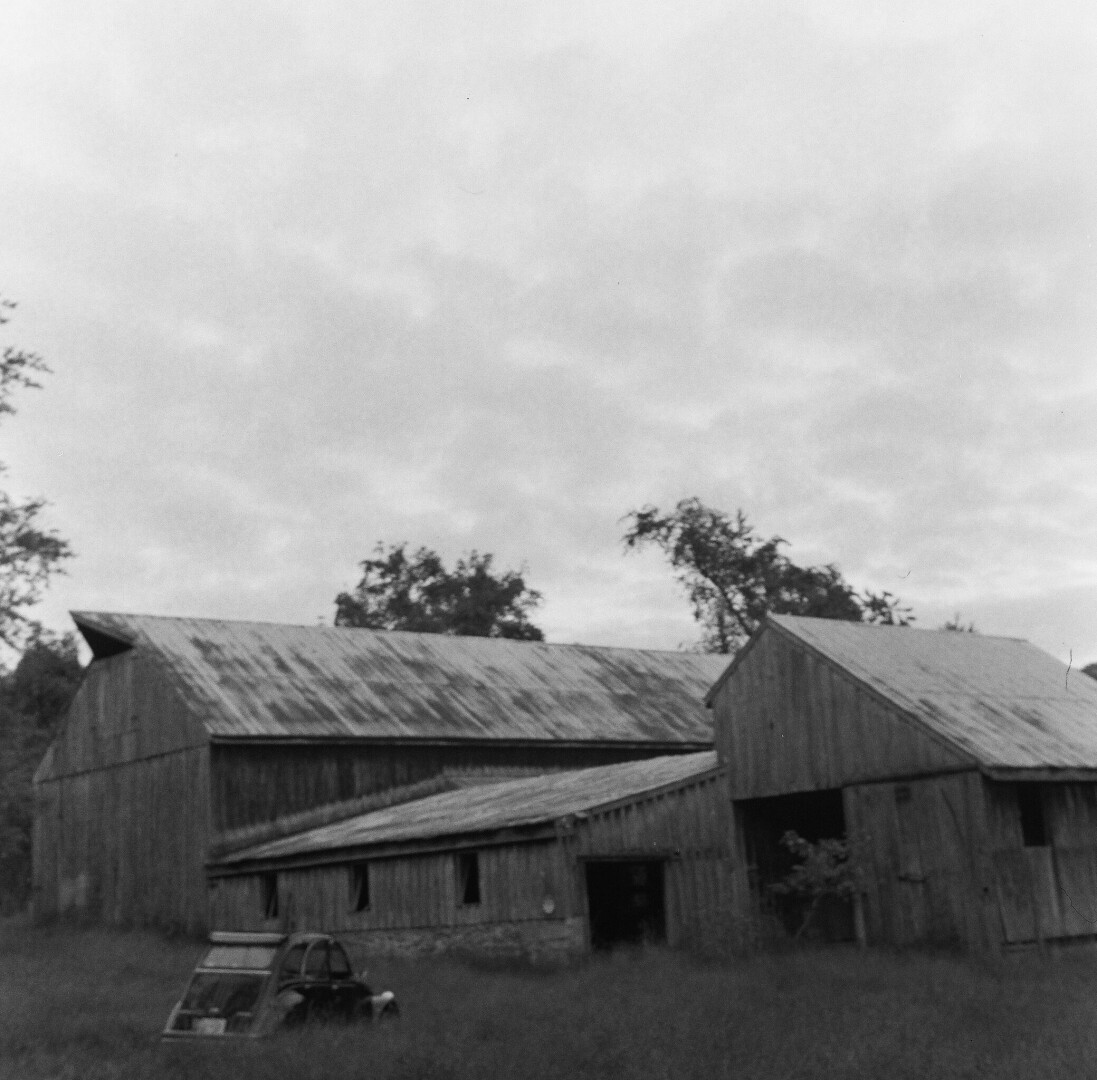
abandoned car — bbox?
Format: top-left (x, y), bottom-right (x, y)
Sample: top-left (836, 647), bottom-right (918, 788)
top-left (163, 930), bottom-right (398, 1038)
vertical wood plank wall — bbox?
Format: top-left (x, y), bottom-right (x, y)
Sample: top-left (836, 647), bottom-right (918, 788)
top-left (209, 743), bottom-right (691, 832)
top-left (210, 841), bottom-right (575, 957)
top-left (565, 770), bottom-right (743, 950)
top-left (32, 651), bottom-right (211, 932)
top-left (211, 769), bottom-right (742, 956)
top-left (712, 630), bottom-right (968, 799)
top-left (983, 779), bottom-right (1097, 945)
top-left (843, 771), bottom-right (995, 950)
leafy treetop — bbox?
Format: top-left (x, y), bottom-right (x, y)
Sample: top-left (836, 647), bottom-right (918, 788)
top-left (622, 498), bottom-right (911, 653)
top-left (335, 542), bottom-right (544, 641)
top-left (0, 297), bottom-right (72, 652)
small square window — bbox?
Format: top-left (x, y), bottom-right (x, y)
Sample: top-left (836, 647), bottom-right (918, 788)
top-left (457, 852), bottom-right (481, 905)
top-left (1017, 785), bottom-right (1048, 847)
top-left (261, 872), bottom-right (279, 919)
top-left (350, 863), bottom-right (371, 912)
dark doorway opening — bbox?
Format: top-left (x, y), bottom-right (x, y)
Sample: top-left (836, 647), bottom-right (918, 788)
top-left (736, 788), bottom-right (854, 943)
top-left (585, 860), bottom-right (666, 949)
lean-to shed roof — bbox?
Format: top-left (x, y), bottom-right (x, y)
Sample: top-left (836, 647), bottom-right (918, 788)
top-left (71, 612), bottom-right (723, 744)
top-left (716, 615), bottom-right (1097, 773)
top-left (217, 750), bottom-right (719, 866)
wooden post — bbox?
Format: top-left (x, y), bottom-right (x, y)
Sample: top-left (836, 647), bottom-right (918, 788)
top-left (853, 891), bottom-right (868, 948)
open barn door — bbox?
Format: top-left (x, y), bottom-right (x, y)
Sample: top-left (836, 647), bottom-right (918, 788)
top-left (736, 788), bottom-right (855, 943)
top-left (585, 861), bottom-right (666, 949)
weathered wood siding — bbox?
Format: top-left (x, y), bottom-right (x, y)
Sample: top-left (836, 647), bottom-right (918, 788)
top-left (564, 769), bottom-right (743, 951)
top-left (984, 779), bottom-right (1097, 945)
top-left (32, 651), bottom-right (211, 932)
top-left (210, 742), bottom-right (680, 832)
top-left (38, 650), bottom-right (206, 778)
top-left (843, 772), bottom-right (995, 950)
top-left (211, 769), bottom-right (743, 957)
top-left (713, 629), bottom-right (969, 799)
top-left (210, 841), bottom-right (580, 958)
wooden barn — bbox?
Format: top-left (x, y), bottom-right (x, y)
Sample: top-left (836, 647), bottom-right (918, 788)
top-left (708, 614), bottom-right (1097, 952)
top-left (33, 612), bottom-right (725, 933)
top-left (209, 752), bottom-right (733, 960)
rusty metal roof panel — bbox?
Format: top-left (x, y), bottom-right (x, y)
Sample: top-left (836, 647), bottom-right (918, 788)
top-left (71, 612), bottom-right (723, 744)
top-left (218, 750), bottom-right (719, 864)
top-left (769, 615), bottom-right (1097, 770)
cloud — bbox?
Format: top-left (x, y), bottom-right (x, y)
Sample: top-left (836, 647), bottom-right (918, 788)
top-left (0, 1), bottom-right (1095, 660)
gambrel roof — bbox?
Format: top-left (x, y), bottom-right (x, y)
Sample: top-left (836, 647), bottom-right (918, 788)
top-left (72, 612), bottom-right (723, 745)
top-left (709, 614), bottom-right (1097, 775)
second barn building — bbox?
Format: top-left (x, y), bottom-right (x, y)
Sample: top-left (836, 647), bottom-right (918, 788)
top-left (709, 615), bottom-right (1097, 952)
top-left (210, 752), bottom-right (734, 959)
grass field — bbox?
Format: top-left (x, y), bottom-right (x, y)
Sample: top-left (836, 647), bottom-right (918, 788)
top-left (3, 917), bottom-right (1097, 1080)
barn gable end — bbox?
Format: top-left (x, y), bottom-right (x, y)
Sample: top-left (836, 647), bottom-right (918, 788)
top-left (32, 647), bottom-right (211, 932)
top-left (711, 620), bottom-right (971, 800)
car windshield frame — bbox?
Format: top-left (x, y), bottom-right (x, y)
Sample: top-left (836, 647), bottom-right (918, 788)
top-left (201, 945), bottom-right (280, 971)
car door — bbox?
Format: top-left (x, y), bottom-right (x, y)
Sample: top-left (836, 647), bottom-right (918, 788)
top-left (301, 940), bottom-right (334, 1021)
top-left (327, 940), bottom-right (365, 1019)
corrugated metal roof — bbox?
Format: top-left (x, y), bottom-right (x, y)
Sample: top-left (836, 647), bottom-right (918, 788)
top-left (766, 615), bottom-right (1097, 770)
top-left (71, 612), bottom-right (723, 744)
top-left (217, 751), bottom-right (719, 864)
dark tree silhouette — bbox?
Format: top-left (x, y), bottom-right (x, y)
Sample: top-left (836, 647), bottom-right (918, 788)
top-left (335, 542), bottom-right (544, 640)
top-left (0, 296), bottom-right (72, 650)
top-left (0, 631), bottom-right (82, 912)
top-left (623, 498), bottom-right (911, 653)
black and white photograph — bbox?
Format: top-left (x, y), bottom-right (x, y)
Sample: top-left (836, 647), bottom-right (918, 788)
top-left (2, 2), bottom-right (1096, 1077)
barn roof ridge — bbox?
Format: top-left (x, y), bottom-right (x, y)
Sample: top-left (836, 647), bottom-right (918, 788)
top-left (215, 750), bottom-right (721, 869)
top-left (70, 609), bottom-right (716, 657)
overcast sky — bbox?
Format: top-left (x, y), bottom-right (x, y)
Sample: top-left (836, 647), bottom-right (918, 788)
top-left (2, 1), bottom-right (1096, 662)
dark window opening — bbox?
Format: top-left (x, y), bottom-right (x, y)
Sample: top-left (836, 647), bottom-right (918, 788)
top-left (585, 860), bottom-right (666, 949)
top-left (457, 852), bottom-right (481, 905)
top-left (261, 873), bottom-right (279, 920)
top-left (736, 788), bottom-right (854, 943)
top-left (350, 863), bottom-right (371, 911)
top-left (1017, 784), bottom-right (1048, 847)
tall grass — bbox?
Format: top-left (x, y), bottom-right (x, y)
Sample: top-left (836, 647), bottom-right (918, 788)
top-left (3, 916), bottom-right (1097, 1079)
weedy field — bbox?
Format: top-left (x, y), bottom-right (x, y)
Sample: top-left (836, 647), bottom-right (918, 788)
top-left (3, 917), bottom-right (1097, 1080)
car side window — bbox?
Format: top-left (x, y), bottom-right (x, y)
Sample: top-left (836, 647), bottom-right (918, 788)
top-left (278, 943), bottom-right (307, 986)
top-left (303, 942), bottom-right (329, 981)
top-left (329, 942), bottom-right (352, 980)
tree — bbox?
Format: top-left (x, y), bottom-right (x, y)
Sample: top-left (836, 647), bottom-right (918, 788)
top-left (335, 542), bottom-right (544, 640)
top-left (767, 830), bottom-right (859, 941)
top-left (622, 498), bottom-right (911, 653)
top-left (0, 631), bottom-right (82, 913)
top-left (0, 297), bottom-right (72, 650)
top-left (1083, 663), bottom-right (1097, 683)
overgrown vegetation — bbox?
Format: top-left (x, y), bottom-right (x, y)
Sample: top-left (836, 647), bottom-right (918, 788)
top-left (0, 634), bottom-right (82, 913)
top-left (3, 918), bottom-right (1097, 1080)
top-left (768, 831), bottom-right (858, 941)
